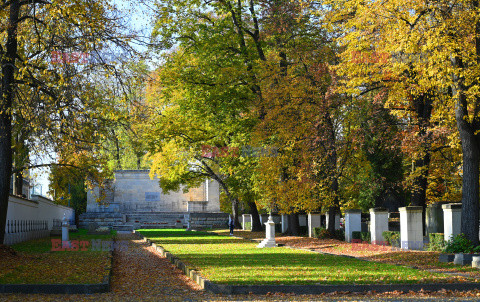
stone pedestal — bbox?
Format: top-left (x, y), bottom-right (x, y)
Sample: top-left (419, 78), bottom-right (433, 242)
top-left (345, 209), bottom-right (362, 243)
top-left (370, 208), bottom-right (389, 245)
top-left (442, 203), bottom-right (462, 242)
top-left (399, 206), bottom-right (424, 250)
top-left (62, 214), bottom-right (70, 248)
top-left (472, 256), bottom-right (480, 268)
top-left (257, 215), bottom-right (276, 248)
top-left (308, 213), bottom-right (321, 237)
top-left (242, 214), bottom-right (252, 231)
top-left (325, 213), bottom-right (340, 230)
top-left (281, 214), bottom-right (289, 233)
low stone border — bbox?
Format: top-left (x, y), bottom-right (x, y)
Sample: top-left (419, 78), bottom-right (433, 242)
top-left (0, 243), bottom-right (114, 294)
top-left (135, 230), bottom-right (480, 295)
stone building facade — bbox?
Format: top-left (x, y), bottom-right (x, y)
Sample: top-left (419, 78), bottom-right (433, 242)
top-left (86, 170), bottom-right (220, 213)
top-left (80, 170), bottom-right (226, 230)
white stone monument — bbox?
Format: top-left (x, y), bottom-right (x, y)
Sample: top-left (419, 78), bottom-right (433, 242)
top-left (370, 208), bottom-right (389, 245)
top-left (62, 213), bottom-right (70, 248)
top-left (242, 214), bottom-right (252, 231)
top-left (442, 203), bottom-right (462, 242)
top-left (399, 206), bottom-right (423, 250)
top-left (345, 209), bottom-right (362, 242)
top-left (257, 214), bottom-right (276, 248)
top-left (308, 213), bottom-right (322, 237)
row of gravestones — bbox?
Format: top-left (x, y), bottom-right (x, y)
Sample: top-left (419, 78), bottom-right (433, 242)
top-left (241, 204), bottom-right (462, 250)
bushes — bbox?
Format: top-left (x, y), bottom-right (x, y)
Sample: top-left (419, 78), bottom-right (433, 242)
top-left (313, 227), bottom-right (345, 240)
top-left (352, 231), bottom-right (362, 241)
top-left (382, 231), bottom-right (400, 247)
top-left (428, 233), bottom-right (445, 251)
top-left (352, 231), bottom-right (370, 243)
top-left (313, 227), bottom-right (330, 239)
top-left (360, 231), bottom-right (370, 243)
top-left (443, 233), bottom-right (480, 253)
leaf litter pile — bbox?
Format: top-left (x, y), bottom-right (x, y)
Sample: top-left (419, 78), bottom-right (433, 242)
top-left (2, 233), bottom-right (480, 301)
top-left (218, 230), bottom-right (480, 279)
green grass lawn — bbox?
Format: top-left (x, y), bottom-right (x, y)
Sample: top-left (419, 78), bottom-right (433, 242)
top-left (0, 229), bottom-right (114, 284)
top-left (139, 229), bottom-right (467, 285)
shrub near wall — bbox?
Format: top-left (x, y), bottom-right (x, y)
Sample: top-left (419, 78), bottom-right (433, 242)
top-left (382, 231), bottom-right (400, 247)
top-left (428, 233), bottom-right (445, 251)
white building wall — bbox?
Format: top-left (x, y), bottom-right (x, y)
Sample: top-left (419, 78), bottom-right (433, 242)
top-left (87, 170), bottom-right (221, 213)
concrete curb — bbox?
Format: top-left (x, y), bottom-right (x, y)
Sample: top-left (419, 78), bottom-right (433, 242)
top-left (135, 230), bottom-right (480, 295)
top-left (0, 238), bottom-right (115, 294)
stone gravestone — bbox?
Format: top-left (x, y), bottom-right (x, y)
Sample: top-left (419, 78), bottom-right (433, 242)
top-left (442, 203), bottom-right (462, 242)
top-left (308, 213), bottom-right (321, 238)
top-left (345, 209), bottom-right (362, 243)
top-left (426, 202), bottom-right (447, 235)
top-left (242, 214), bottom-right (252, 231)
top-left (88, 222), bottom-right (98, 233)
top-left (399, 206), bottom-right (423, 250)
top-left (370, 208), bottom-right (389, 245)
top-left (281, 214), bottom-right (289, 233)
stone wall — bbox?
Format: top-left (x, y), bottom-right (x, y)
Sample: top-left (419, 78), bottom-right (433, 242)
top-left (87, 170), bottom-right (220, 213)
top-left (188, 213), bottom-right (229, 229)
top-left (78, 212), bottom-right (123, 229)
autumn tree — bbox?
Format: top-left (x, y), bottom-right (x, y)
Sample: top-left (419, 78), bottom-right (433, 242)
top-left (326, 0), bottom-right (479, 242)
top-left (0, 0), bottom-right (136, 243)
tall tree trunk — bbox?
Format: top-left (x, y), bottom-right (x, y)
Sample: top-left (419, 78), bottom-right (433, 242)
top-left (286, 213), bottom-right (300, 235)
top-left (325, 114), bottom-right (340, 236)
top-left (457, 110), bottom-right (480, 245)
top-left (247, 200), bottom-right (262, 231)
top-left (231, 198), bottom-right (241, 228)
top-left (410, 92), bottom-right (433, 234)
top-left (452, 55), bottom-right (480, 245)
top-left (410, 154), bottom-right (431, 235)
top-left (0, 0), bottom-right (20, 244)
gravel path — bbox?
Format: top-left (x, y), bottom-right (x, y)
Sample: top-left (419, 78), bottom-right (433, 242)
top-left (1, 233), bottom-right (480, 301)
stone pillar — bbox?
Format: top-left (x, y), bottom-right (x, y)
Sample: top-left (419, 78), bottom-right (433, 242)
top-left (281, 214), bottom-right (289, 233)
top-left (426, 202), bottom-right (447, 235)
top-left (242, 214), bottom-right (252, 231)
top-left (62, 214), bottom-right (70, 248)
top-left (370, 208), bottom-right (389, 245)
top-left (308, 213), bottom-right (322, 237)
top-left (442, 203), bottom-right (462, 242)
top-left (399, 206), bottom-right (424, 250)
top-left (325, 213), bottom-right (340, 230)
top-left (345, 209), bottom-right (362, 243)
top-left (257, 215), bottom-right (276, 248)
top-left (298, 214), bottom-right (307, 227)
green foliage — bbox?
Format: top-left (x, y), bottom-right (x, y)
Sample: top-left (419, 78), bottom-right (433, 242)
top-left (360, 232), bottom-right (371, 243)
top-left (382, 231), bottom-right (400, 247)
top-left (352, 231), bottom-right (362, 240)
top-left (444, 234), bottom-right (475, 254)
top-left (243, 222), bottom-right (252, 231)
top-left (313, 227), bottom-right (344, 240)
top-left (336, 229), bottom-right (346, 241)
top-left (313, 227), bottom-right (330, 239)
top-left (428, 233), bottom-right (445, 252)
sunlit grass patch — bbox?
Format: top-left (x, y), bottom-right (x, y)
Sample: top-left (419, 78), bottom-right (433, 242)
top-left (140, 229), bottom-right (467, 285)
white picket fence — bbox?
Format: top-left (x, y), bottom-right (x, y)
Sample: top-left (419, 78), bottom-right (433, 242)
top-left (3, 219), bottom-right (50, 245)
